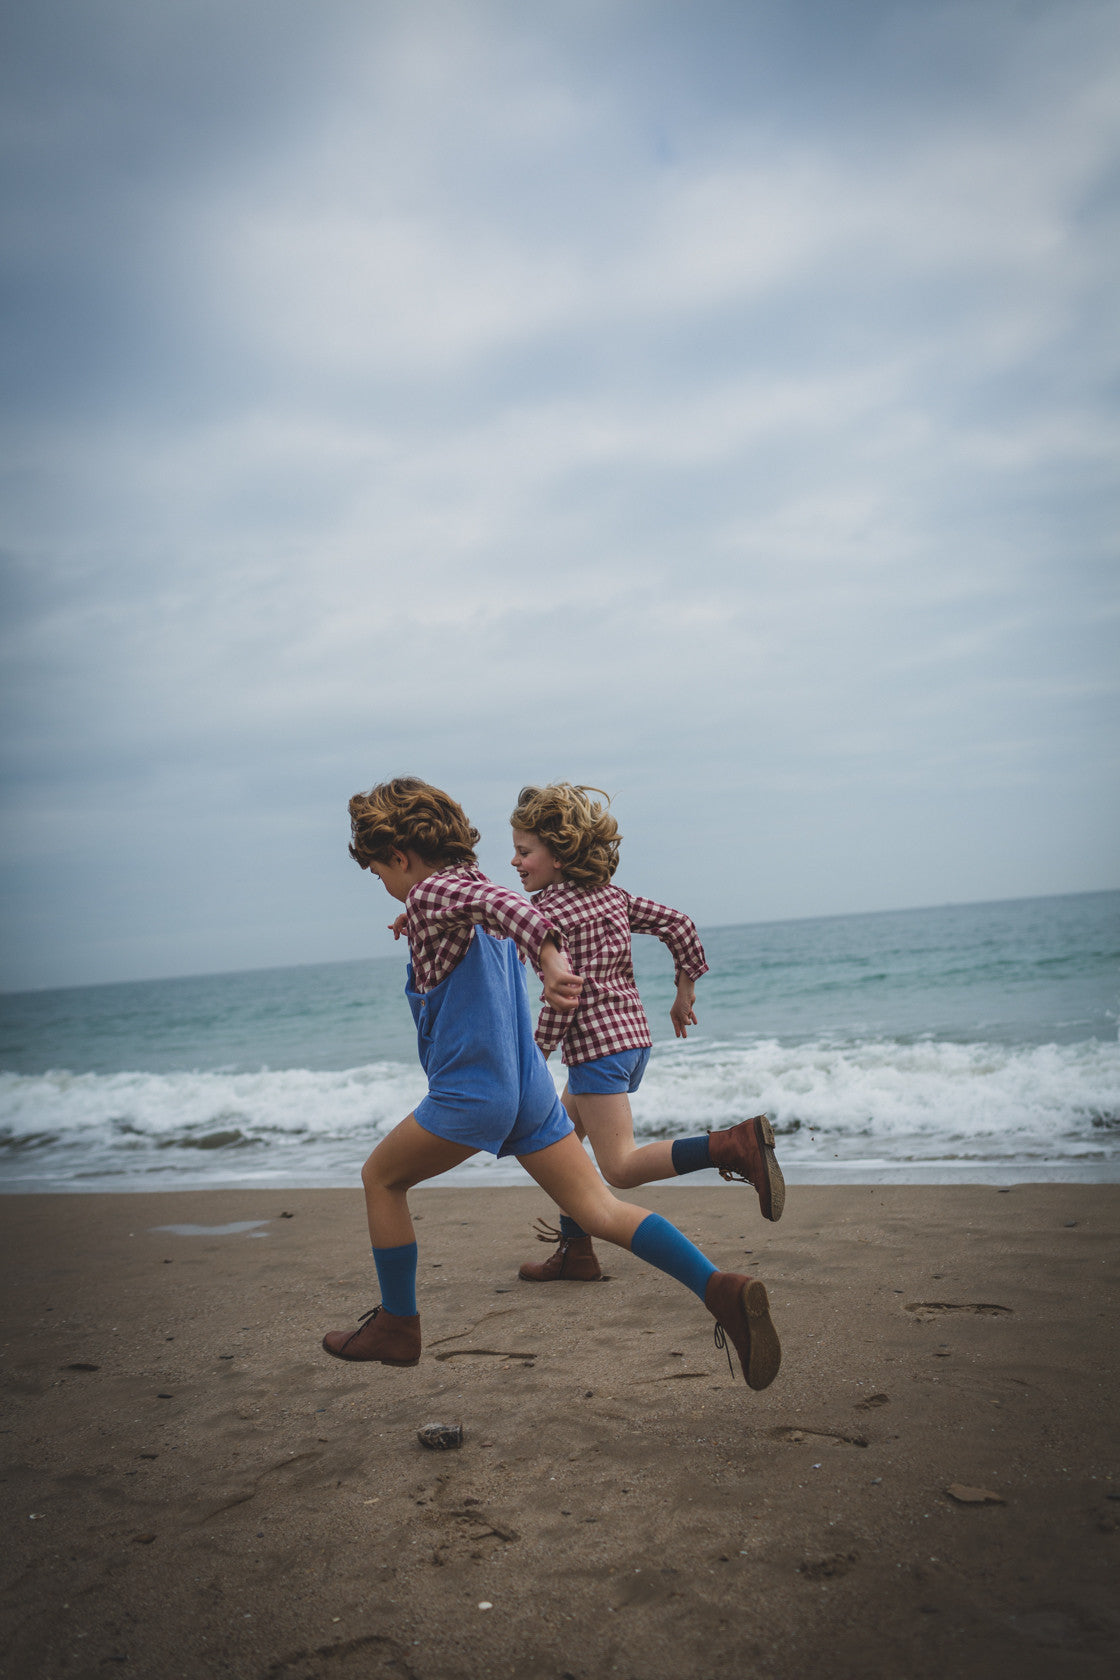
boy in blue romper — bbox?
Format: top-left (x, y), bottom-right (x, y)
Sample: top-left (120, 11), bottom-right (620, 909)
top-left (322, 777), bottom-right (781, 1391)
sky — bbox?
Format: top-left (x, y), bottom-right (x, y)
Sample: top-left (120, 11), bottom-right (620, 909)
top-left (1, 0), bottom-right (1117, 991)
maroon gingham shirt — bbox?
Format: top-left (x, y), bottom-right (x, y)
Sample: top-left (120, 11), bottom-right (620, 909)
top-left (403, 866), bottom-right (560, 993)
top-left (528, 881), bottom-right (708, 1066)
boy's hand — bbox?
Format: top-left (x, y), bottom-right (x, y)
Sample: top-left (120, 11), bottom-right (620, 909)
top-left (670, 978), bottom-right (698, 1039)
top-left (389, 912), bottom-right (408, 940)
top-left (540, 939), bottom-right (582, 1012)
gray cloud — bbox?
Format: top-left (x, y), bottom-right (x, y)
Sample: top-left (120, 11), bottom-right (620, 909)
top-left (2, 0), bottom-right (1117, 987)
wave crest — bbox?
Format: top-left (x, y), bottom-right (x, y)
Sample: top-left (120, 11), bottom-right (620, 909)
top-left (1, 1034), bottom-right (1118, 1189)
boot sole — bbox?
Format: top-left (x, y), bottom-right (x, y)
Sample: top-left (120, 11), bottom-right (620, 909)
top-left (517, 1269), bottom-right (604, 1282)
top-left (757, 1117), bottom-right (786, 1223)
top-left (324, 1349), bottom-right (421, 1366)
top-left (741, 1279), bottom-right (781, 1391)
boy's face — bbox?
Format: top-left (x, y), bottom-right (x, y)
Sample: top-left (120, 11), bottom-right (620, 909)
top-left (511, 828), bottom-right (566, 893)
top-left (363, 849), bottom-right (418, 903)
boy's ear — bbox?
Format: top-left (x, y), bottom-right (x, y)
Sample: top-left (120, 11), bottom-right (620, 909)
top-left (391, 847), bottom-right (413, 872)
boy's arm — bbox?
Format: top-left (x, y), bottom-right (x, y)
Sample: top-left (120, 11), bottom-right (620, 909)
top-left (538, 936), bottom-right (582, 1012)
top-left (625, 892), bottom-right (709, 985)
top-left (408, 871), bottom-right (582, 1009)
top-left (534, 998), bottom-right (575, 1057)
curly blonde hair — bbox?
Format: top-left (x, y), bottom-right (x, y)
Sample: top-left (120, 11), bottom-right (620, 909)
top-left (349, 777), bottom-right (480, 869)
top-left (510, 783), bottom-right (621, 887)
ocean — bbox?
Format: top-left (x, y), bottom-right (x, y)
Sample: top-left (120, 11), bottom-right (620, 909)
top-left (1, 890), bottom-right (1117, 1192)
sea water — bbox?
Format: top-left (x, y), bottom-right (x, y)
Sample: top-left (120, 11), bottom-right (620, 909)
top-left (1, 890), bottom-right (1117, 1191)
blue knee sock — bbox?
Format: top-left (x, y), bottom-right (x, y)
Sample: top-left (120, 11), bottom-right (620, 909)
top-left (629, 1213), bottom-right (717, 1301)
top-left (559, 1214), bottom-right (587, 1239)
top-left (372, 1242), bottom-right (418, 1317)
top-left (671, 1134), bottom-right (712, 1175)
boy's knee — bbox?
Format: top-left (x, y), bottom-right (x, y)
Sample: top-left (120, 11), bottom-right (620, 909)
top-left (362, 1151), bottom-right (399, 1194)
top-left (597, 1151), bottom-right (640, 1190)
top-left (363, 1150), bottom-right (427, 1197)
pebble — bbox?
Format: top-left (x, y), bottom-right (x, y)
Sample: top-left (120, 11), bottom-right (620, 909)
top-left (418, 1421), bottom-right (463, 1450)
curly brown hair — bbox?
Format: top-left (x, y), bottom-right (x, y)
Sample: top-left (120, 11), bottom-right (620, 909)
top-left (509, 783), bottom-right (621, 887)
top-left (349, 777), bottom-right (480, 869)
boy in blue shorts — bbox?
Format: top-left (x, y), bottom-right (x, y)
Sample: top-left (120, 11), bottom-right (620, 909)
top-left (320, 777), bottom-right (781, 1391)
top-left (510, 783), bottom-right (784, 1284)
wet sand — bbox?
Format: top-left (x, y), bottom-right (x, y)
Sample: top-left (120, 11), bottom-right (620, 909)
top-left (1, 1184), bottom-right (1117, 1680)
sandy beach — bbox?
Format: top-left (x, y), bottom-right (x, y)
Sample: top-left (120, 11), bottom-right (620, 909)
top-left (1, 1183), bottom-right (1117, 1679)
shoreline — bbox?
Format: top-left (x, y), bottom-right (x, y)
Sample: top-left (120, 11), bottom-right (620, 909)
top-left (4, 1157), bottom-right (1120, 1194)
top-left (2, 1184), bottom-right (1117, 1678)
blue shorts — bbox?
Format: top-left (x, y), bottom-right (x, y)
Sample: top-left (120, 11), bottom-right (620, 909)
top-left (407, 929), bottom-right (572, 1159)
top-left (417, 1090), bottom-right (571, 1158)
top-left (567, 1046), bottom-right (651, 1096)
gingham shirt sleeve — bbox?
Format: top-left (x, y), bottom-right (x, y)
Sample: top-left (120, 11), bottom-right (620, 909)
top-left (405, 867), bottom-right (560, 990)
top-left (534, 996), bottom-right (574, 1058)
top-left (624, 893), bottom-right (709, 984)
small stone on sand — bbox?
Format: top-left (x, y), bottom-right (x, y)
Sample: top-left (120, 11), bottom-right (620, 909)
top-left (418, 1421), bottom-right (463, 1450)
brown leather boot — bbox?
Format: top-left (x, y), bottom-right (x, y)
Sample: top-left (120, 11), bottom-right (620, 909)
top-left (322, 1305), bottom-right (421, 1365)
top-left (704, 1270), bottom-right (781, 1391)
top-left (707, 1114), bottom-right (785, 1221)
top-left (518, 1219), bottom-right (603, 1282)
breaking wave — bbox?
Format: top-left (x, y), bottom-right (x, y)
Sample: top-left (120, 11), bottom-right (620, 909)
top-left (2, 1032), bottom-right (1117, 1190)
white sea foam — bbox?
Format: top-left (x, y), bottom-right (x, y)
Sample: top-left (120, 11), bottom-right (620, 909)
top-left (0, 1061), bottom-right (420, 1148)
top-left (1, 1034), bottom-right (1118, 1190)
top-left (634, 1036), bottom-right (1120, 1155)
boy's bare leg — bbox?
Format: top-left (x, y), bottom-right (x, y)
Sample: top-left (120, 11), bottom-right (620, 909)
top-left (518, 1131), bottom-right (651, 1247)
top-left (563, 1087), bottom-right (785, 1219)
top-left (563, 1089), bottom-right (676, 1188)
top-left (520, 1130), bottom-right (782, 1390)
top-left (361, 1114), bottom-right (477, 1249)
top-left (324, 1116), bottom-right (477, 1365)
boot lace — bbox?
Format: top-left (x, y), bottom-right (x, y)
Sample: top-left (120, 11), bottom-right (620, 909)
top-left (340, 1305), bottom-right (382, 1351)
top-left (713, 1321), bottom-right (735, 1377)
top-left (531, 1218), bottom-right (564, 1246)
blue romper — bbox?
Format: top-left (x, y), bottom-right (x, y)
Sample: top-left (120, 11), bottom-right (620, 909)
top-left (408, 928), bottom-right (573, 1158)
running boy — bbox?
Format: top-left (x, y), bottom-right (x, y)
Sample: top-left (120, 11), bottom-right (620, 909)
top-left (321, 777), bottom-right (781, 1391)
top-left (510, 783), bottom-right (784, 1284)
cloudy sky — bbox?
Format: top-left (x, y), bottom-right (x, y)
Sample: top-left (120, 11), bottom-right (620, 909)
top-left (1, 0), bottom-right (1117, 991)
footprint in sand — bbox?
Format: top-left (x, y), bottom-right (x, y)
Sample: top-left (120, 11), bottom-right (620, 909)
top-left (904, 1301), bottom-right (1013, 1321)
top-left (799, 1551), bottom-right (858, 1578)
top-left (769, 1425), bottom-right (869, 1448)
top-left (432, 1348), bottom-right (537, 1363)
